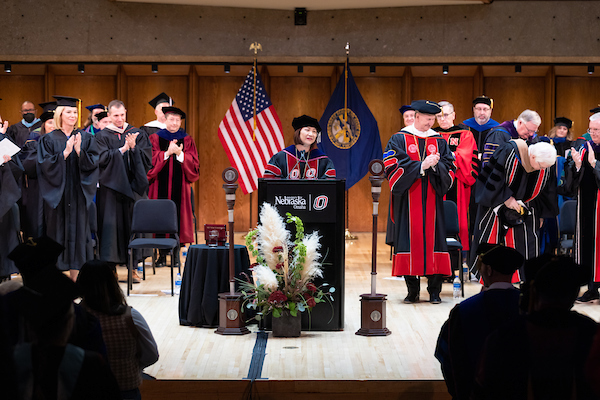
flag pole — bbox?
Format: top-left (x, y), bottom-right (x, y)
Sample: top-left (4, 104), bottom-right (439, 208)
top-left (344, 42), bottom-right (357, 241)
top-left (249, 42), bottom-right (263, 230)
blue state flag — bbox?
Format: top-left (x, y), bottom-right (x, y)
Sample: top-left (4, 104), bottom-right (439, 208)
top-left (318, 67), bottom-right (382, 190)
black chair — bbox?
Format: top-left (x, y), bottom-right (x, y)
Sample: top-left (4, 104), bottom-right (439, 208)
top-left (127, 199), bottom-right (180, 296)
top-left (443, 200), bottom-right (464, 297)
top-left (558, 200), bottom-right (577, 256)
top-left (88, 201), bottom-right (99, 259)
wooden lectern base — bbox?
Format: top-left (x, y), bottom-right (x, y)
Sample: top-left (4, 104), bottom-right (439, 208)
top-left (356, 293), bottom-right (391, 336)
top-left (215, 292), bottom-right (250, 335)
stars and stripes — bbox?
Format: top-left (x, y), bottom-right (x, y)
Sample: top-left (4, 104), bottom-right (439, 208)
top-left (218, 68), bottom-right (284, 194)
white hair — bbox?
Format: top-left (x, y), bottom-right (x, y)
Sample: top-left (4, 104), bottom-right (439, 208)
top-left (517, 109), bottom-right (541, 126)
top-left (438, 101), bottom-right (454, 112)
top-left (528, 142), bottom-right (557, 167)
top-left (590, 112), bottom-right (600, 122)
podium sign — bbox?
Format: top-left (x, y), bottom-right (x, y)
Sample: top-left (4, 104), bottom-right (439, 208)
top-left (258, 179), bottom-right (345, 331)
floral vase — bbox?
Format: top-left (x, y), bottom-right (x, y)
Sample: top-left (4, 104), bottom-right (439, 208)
top-left (271, 310), bottom-right (301, 337)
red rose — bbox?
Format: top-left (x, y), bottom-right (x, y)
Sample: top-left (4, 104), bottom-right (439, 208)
top-left (272, 246), bottom-right (283, 253)
top-left (303, 292), bottom-right (317, 308)
top-left (268, 290), bottom-right (287, 304)
top-left (306, 283), bottom-right (318, 293)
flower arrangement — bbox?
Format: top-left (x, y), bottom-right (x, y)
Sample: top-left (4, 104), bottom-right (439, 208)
top-left (240, 203), bottom-right (335, 321)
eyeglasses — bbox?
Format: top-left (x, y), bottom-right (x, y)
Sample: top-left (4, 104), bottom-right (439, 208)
top-left (21, 108), bottom-right (35, 113)
top-left (588, 128), bottom-right (600, 134)
top-left (436, 113), bottom-right (454, 119)
top-left (521, 122), bottom-right (538, 135)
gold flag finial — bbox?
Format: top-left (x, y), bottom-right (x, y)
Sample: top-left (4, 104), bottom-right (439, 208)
top-left (250, 42), bottom-right (262, 55)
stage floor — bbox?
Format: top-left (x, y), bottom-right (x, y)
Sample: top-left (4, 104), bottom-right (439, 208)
top-left (121, 233), bottom-right (600, 381)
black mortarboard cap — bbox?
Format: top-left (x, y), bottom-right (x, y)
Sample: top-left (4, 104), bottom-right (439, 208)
top-left (292, 115), bottom-right (322, 133)
top-left (473, 96), bottom-right (493, 109)
top-left (8, 236), bottom-right (65, 282)
top-left (96, 111), bottom-right (108, 120)
top-left (162, 106), bottom-right (186, 119)
top-left (149, 92), bottom-right (173, 109)
top-left (410, 100), bottom-right (442, 115)
top-left (85, 103), bottom-right (105, 112)
top-left (530, 256), bottom-right (590, 300)
top-left (477, 243), bottom-right (524, 275)
top-left (590, 105), bottom-right (600, 114)
top-left (399, 105), bottom-right (414, 115)
top-left (40, 111), bottom-right (55, 123)
top-left (39, 101), bottom-right (57, 113)
top-left (554, 117), bottom-right (573, 129)
top-left (52, 95), bottom-right (79, 108)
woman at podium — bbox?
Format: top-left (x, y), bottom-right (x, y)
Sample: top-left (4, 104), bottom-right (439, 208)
top-left (263, 115), bottom-right (336, 179)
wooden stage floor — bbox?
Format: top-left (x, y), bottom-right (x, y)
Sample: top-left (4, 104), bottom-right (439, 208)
top-left (121, 233), bottom-right (600, 383)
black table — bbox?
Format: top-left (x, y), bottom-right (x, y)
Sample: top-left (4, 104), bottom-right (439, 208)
top-left (178, 244), bottom-right (251, 328)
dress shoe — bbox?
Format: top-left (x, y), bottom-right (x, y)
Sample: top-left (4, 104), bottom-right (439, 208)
top-left (576, 290), bottom-right (599, 303)
top-left (430, 295), bottom-right (442, 304)
top-left (404, 293), bottom-right (419, 303)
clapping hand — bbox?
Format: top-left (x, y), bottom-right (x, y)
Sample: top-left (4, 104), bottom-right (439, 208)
top-left (588, 143), bottom-right (597, 168)
top-left (572, 148), bottom-right (583, 170)
top-left (64, 135), bottom-right (76, 159)
top-left (422, 152), bottom-right (440, 170)
top-left (0, 116), bottom-right (7, 134)
top-left (125, 132), bottom-right (139, 150)
top-left (73, 133), bottom-right (82, 156)
top-left (167, 139), bottom-right (182, 157)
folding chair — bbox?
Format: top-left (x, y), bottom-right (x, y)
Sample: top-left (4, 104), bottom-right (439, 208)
top-left (127, 199), bottom-right (180, 296)
top-left (444, 200), bottom-right (464, 297)
top-left (558, 200), bottom-right (576, 256)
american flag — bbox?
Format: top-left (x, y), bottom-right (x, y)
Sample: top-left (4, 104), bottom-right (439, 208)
top-left (218, 68), bottom-right (284, 194)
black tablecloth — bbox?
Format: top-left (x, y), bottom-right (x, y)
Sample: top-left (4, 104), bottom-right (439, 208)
top-left (178, 244), bottom-right (251, 328)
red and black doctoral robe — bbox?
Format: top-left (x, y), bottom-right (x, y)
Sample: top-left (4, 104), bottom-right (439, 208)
top-left (263, 145), bottom-right (336, 179)
top-left (435, 125), bottom-right (478, 251)
top-left (472, 139), bottom-right (557, 282)
top-left (147, 129), bottom-right (199, 245)
top-left (383, 128), bottom-right (456, 277)
top-left (564, 141), bottom-right (600, 283)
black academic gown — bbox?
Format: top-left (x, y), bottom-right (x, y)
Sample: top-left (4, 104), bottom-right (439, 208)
top-left (563, 141), bottom-right (600, 287)
top-left (19, 132), bottom-right (44, 239)
top-left (0, 133), bottom-right (24, 277)
top-left (38, 129), bottom-right (99, 271)
top-left (6, 120), bottom-right (42, 148)
top-left (95, 125), bottom-right (151, 264)
top-left (471, 140), bottom-right (558, 280)
top-left (383, 129), bottom-right (455, 277)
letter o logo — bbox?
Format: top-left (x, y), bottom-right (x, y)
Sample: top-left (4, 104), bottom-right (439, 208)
top-left (313, 195), bottom-right (328, 211)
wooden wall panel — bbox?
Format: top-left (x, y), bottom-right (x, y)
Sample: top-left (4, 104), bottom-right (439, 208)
top-left (411, 77), bottom-right (474, 126)
top-left (483, 77), bottom-right (546, 132)
top-left (0, 75), bottom-right (45, 126)
top-left (556, 77), bottom-right (600, 138)
top-left (125, 76), bottom-right (189, 130)
top-left (53, 75), bottom-right (117, 124)
top-left (352, 77), bottom-right (403, 232)
top-left (196, 76), bottom-right (247, 231)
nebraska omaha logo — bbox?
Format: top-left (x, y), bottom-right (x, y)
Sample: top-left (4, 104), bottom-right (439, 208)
top-left (274, 195), bottom-right (307, 210)
top-left (313, 195), bottom-right (329, 211)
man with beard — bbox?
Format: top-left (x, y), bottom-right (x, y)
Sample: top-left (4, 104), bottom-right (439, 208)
top-left (462, 96), bottom-right (498, 163)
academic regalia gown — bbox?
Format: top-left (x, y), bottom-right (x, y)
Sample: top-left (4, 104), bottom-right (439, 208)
top-left (0, 133), bottom-right (24, 277)
top-left (263, 145), bottom-right (336, 179)
top-left (461, 118), bottom-right (499, 161)
top-left (147, 129), bottom-right (199, 245)
top-left (563, 141), bottom-right (600, 285)
top-left (383, 128), bottom-right (455, 277)
top-left (96, 125), bottom-right (151, 264)
top-left (19, 131), bottom-right (44, 239)
top-left (6, 120), bottom-right (42, 148)
top-left (435, 125), bottom-right (478, 251)
top-left (471, 140), bottom-right (558, 281)
top-left (139, 120), bottom-right (165, 137)
top-left (38, 129), bottom-right (99, 271)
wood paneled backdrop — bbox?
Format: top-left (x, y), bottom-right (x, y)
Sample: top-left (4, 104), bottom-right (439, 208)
top-left (1, 64), bottom-right (598, 232)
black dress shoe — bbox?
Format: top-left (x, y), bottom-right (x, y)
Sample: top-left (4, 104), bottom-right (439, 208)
top-left (576, 290), bottom-right (600, 303)
top-left (430, 295), bottom-right (442, 304)
top-left (404, 293), bottom-right (419, 303)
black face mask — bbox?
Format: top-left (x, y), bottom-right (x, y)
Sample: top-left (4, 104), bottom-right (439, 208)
top-left (23, 113), bottom-right (35, 123)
